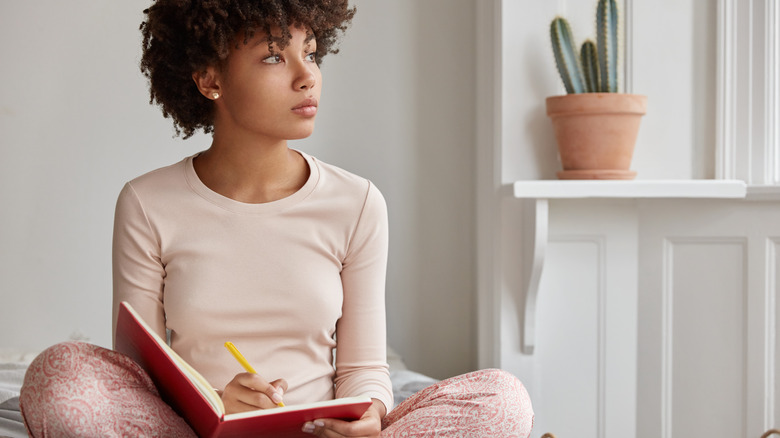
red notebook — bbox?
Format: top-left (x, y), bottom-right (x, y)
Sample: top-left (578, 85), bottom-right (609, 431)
top-left (114, 301), bottom-right (372, 438)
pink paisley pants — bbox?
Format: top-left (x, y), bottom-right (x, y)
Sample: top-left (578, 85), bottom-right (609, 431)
top-left (20, 342), bottom-right (534, 437)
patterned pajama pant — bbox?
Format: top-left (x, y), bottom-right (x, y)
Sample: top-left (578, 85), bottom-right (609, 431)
top-left (20, 342), bottom-right (534, 437)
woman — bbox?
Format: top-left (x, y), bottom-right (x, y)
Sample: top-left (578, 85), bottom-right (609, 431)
top-left (20, 1), bottom-right (533, 436)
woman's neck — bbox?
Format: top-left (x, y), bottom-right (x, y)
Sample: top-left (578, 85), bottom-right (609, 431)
top-left (192, 136), bottom-right (309, 204)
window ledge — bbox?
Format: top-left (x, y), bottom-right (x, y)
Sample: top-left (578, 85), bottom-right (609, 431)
top-left (511, 179), bottom-right (747, 199)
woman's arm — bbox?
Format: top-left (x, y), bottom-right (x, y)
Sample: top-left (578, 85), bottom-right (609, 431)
top-left (333, 181), bottom-right (393, 415)
top-left (112, 182), bottom-right (167, 345)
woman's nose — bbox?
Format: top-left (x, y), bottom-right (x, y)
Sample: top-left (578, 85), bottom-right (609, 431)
top-left (293, 63), bottom-right (317, 91)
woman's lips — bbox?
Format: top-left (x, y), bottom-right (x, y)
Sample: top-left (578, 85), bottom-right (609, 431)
top-left (292, 98), bottom-right (318, 117)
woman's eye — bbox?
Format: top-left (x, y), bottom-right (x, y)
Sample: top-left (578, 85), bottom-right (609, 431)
top-left (262, 54), bottom-right (283, 64)
top-left (305, 52), bottom-right (316, 62)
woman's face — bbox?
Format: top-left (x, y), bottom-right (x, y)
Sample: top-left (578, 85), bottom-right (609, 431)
top-left (212, 25), bottom-right (322, 141)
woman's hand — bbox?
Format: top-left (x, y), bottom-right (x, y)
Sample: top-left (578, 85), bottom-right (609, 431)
top-left (220, 373), bottom-right (288, 414)
top-left (301, 399), bottom-right (385, 437)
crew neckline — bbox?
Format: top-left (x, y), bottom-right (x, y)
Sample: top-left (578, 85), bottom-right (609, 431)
top-left (184, 149), bottom-right (319, 215)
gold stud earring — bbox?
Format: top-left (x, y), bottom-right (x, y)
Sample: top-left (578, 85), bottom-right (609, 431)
top-left (212, 92), bottom-right (220, 100)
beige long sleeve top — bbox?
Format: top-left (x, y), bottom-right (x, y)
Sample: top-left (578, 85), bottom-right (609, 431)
top-left (112, 150), bottom-right (392, 412)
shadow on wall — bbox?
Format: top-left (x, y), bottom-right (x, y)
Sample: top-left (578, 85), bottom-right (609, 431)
top-left (407, 0), bottom-right (477, 379)
top-left (690, 0), bottom-right (716, 179)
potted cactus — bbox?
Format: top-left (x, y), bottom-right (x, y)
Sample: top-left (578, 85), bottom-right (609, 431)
top-left (547, 0), bottom-right (647, 179)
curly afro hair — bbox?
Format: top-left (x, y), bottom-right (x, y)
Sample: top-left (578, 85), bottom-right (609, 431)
top-left (140, 0), bottom-right (355, 138)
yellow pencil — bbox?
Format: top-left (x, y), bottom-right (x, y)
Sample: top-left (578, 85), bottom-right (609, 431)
top-left (224, 341), bottom-right (284, 407)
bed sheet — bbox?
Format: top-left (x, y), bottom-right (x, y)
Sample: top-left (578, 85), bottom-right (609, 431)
top-left (0, 363), bottom-right (28, 438)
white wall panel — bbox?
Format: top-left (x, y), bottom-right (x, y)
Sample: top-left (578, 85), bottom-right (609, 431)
top-left (639, 200), bottom-right (780, 437)
top-left (532, 237), bottom-right (602, 438)
top-left (663, 239), bottom-right (746, 438)
top-left (770, 238), bottom-right (780, 431)
top-left (502, 200), bottom-right (638, 438)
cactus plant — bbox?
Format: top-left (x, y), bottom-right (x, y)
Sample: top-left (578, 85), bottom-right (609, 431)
top-left (550, 0), bottom-right (619, 94)
top-left (597, 0), bottom-right (619, 92)
top-left (580, 40), bottom-right (599, 93)
top-left (550, 17), bottom-right (585, 94)
top-left (546, 0), bottom-right (645, 180)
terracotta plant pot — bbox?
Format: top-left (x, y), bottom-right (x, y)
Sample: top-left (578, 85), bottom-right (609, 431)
top-left (546, 93), bottom-right (647, 180)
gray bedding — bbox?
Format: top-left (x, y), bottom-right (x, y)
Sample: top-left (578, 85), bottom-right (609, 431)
top-left (0, 363), bottom-right (27, 438)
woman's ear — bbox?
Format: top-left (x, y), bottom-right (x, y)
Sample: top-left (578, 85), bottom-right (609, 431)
top-left (192, 66), bottom-right (222, 100)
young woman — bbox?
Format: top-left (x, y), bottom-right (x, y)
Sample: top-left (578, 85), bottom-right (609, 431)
top-left (20, 1), bottom-right (534, 437)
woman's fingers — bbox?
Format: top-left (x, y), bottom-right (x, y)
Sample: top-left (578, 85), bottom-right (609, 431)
top-left (237, 373), bottom-right (285, 407)
top-left (269, 378), bottom-right (289, 402)
top-left (301, 416), bottom-right (380, 437)
top-left (222, 373), bottom-right (286, 413)
top-left (301, 401), bottom-right (383, 437)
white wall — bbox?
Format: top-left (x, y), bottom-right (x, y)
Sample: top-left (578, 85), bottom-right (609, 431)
top-left (0, 0), bottom-right (477, 379)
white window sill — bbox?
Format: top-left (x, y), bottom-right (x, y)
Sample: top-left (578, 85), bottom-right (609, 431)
top-left (511, 180), bottom-right (748, 199)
